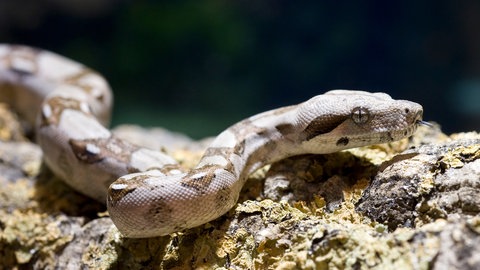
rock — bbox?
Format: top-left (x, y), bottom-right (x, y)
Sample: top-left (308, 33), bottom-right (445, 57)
top-left (1, 104), bottom-right (479, 269)
top-left (357, 133), bottom-right (480, 230)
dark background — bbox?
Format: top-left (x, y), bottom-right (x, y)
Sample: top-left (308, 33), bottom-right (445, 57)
top-left (1, 1), bottom-right (479, 138)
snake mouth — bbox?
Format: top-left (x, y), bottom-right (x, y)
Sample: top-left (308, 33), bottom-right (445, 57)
top-left (412, 109), bottom-right (431, 128)
top-left (395, 115), bottom-right (430, 141)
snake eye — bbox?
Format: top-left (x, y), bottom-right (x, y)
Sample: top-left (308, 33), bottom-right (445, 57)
top-left (351, 107), bottom-right (369, 124)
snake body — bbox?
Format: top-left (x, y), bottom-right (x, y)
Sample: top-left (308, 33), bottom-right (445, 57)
top-left (0, 45), bottom-right (425, 238)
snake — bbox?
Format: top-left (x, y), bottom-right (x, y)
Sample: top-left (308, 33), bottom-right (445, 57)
top-left (0, 44), bottom-right (427, 238)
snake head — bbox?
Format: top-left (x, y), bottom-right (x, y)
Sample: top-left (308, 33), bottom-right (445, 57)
top-left (295, 90), bottom-right (424, 152)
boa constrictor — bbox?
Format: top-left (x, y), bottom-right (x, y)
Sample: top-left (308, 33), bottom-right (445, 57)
top-left (0, 45), bottom-right (427, 238)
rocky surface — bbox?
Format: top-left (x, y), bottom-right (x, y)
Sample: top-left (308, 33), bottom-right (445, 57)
top-left (0, 103), bottom-right (479, 269)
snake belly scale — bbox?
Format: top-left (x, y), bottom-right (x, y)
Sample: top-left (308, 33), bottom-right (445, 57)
top-left (0, 45), bottom-right (426, 238)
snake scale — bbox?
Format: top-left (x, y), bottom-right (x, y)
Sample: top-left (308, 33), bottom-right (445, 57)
top-left (0, 45), bottom-right (427, 238)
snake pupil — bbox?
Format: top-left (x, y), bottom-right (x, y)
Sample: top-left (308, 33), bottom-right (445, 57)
top-left (352, 107), bottom-right (369, 124)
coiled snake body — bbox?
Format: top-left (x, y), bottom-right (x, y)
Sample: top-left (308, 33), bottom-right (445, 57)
top-left (0, 45), bottom-right (425, 238)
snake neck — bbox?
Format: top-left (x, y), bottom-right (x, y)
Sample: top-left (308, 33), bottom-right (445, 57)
top-left (194, 105), bottom-right (301, 183)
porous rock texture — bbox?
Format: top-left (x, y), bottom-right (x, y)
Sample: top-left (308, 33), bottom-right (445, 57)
top-left (0, 103), bottom-right (479, 269)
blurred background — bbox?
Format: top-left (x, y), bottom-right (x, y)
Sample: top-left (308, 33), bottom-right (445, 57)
top-left (1, 0), bottom-right (479, 138)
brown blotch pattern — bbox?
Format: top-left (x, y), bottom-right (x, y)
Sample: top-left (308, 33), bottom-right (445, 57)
top-left (233, 139), bottom-right (246, 155)
top-left (215, 185), bottom-right (234, 207)
top-left (275, 123), bottom-right (295, 136)
top-left (301, 115), bottom-right (347, 141)
top-left (223, 161), bottom-right (235, 175)
top-left (181, 166), bottom-right (218, 192)
top-left (40, 97), bottom-right (91, 126)
top-left (107, 176), bottom-right (147, 203)
top-left (147, 198), bottom-right (173, 225)
top-left (203, 147), bottom-right (233, 158)
top-left (157, 163), bottom-right (184, 176)
top-left (64, 69), bottom-right (106, 103)
top-left (229, 118), bottom-right (268, 144)
top-left (69, 136), bottom-right (139, 165)
top-left (336, 137), bottom-right (349, 146)
top-left (201, 147), bottom-right (237, 174)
